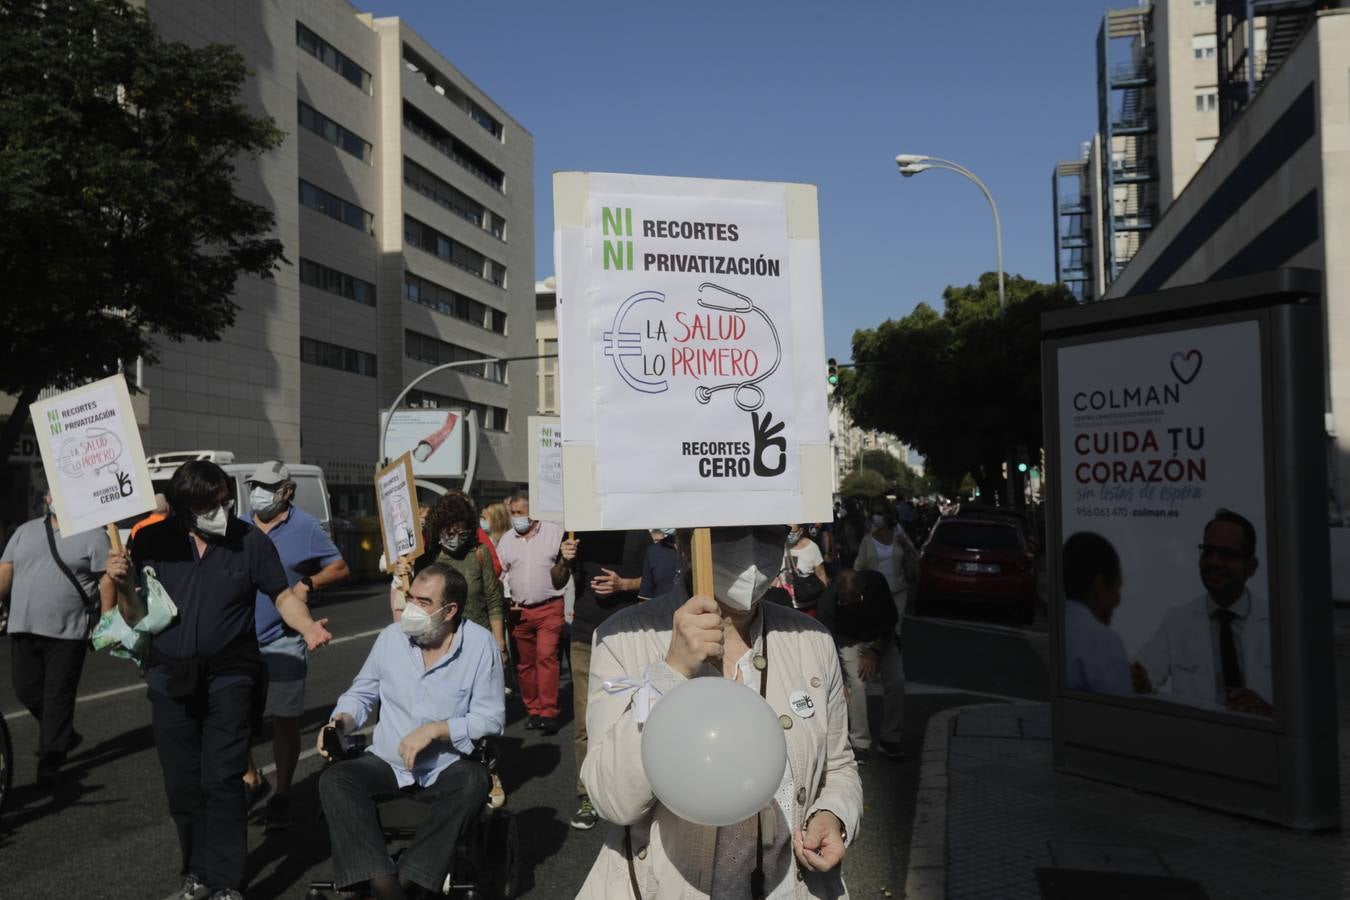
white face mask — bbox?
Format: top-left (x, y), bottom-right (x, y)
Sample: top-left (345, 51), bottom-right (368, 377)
top-left (711, 534), bottom-right (784, 611)
top-left (787, 530), bottom-right (802, 545)
top-left (400, 602), bottom-right (449, 640)
top-left (511, 516), bottom-right (532, 534)
top-left (249, 486), bottom-right (284, 518)
top-left (194, 504), bottom-right (231, 538)
top-left (440, 533), bottom-right (465, 553)
top-left (871, 514), bottom-right (888, 530)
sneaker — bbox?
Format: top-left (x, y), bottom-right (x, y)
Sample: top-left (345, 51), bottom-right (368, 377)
top-left (264, 794), bottom-right (292, 831)
top-left (244, 774), bottom-right (272, 811)
top-left (163, 874), bottom-right (210, 900)
top-left (877, 741), bottom-right (906, 760)
top-left (525, 715), bottom-right (541, 730)
top-left (570, 797), bottom-right (599, 830)
top-left (539, 717), bottom-right (559, 735)
top-left (488, 774), bottom-right (507, 810)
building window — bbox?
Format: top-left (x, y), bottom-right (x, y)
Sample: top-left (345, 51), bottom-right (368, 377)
top-left (300, 180), bottom-right (373, 234)
top-left (401, 45), bottom-right (504, 141)
top-left (300, 258), bottom-right (376, 307)
top-left (404, 330), bottom-right (508, 383)
top-left (296, 22), bottom-right (372, 94)
top-left (405, 389), bottom-right (508, 431)
top-left (301, 337), bottom-right (377, 376)
top-left (1194, 89), bottom-right (1218, 112)
top-left (466, 99), bottom-right (503, 141)
top-left (1192, 0), bottom-right (1214, 6)
top-left (1192, 34), bottom-right (1217, 59)
top-left (403, 158), bottom-right (504, 238)
top-left (404, 216), bottom-right (506, 287)
top-left (1195, 137), bottom-right (1217, 163)
top-left (402, 102), bottom-right (505, 192)
top-left (298, 101), bottom-right (372, 164)
top-left (404, 271), bottom-right (507, 334)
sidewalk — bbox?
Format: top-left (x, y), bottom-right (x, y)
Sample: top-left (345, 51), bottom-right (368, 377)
top-left (904, 613), bottom-right (1350, 900)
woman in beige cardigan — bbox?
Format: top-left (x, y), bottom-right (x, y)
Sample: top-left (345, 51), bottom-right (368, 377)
top-left (578, 526), bottom-right (863, 900)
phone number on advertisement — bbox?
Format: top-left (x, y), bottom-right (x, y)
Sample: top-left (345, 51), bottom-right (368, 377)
top-left (1074, 506), bottom-right (1130, 518)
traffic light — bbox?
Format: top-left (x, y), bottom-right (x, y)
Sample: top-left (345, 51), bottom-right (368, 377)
top-left (827, 358), bottom-right (839, 386)
top-left (1017, 462), bottom-right (1029, 473)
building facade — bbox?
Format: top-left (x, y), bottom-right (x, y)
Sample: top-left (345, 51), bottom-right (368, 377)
top-left (133, 0), bottom-right (534, 515)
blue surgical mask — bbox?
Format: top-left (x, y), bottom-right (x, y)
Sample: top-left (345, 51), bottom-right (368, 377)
top-left (249, 486), bottom-right (283, 519)
top-left (511, 516), bottom-right (532, 535)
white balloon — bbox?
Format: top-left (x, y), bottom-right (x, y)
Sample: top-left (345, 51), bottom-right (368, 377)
top-left (640, 676), bottom-right (788, 827)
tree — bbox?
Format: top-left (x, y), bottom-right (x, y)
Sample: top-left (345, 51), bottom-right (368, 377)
top-left (0, 0), bottom-right (286, 473)
top-left (839, 468), bottom-right (886, 499)
top-left (859, 449), bottom-right (901, 484)
top-left (836, 273), bottom-right (1076, 502)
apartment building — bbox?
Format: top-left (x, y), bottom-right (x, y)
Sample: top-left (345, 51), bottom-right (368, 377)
top-left (132, 0), bottom-right (534, 514)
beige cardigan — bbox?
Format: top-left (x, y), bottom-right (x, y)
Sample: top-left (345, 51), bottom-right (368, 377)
top-left (577, 591), bottom-right (863, 900)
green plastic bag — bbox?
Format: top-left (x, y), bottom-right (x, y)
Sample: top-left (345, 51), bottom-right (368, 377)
top-left (90, 566), bottom-right (179, 664)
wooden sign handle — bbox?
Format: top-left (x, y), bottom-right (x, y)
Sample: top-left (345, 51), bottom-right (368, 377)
top-left (106, 523), bottom-right (146, 626)
top-left (106, 523), bottom-right (123, 555)
top-left (691, 527), bottom-right (714, 599)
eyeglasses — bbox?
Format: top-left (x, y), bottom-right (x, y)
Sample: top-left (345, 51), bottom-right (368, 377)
top-left (1198, 543), bottom-right (1247, 561)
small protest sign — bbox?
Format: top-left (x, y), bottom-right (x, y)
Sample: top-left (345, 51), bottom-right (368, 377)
top-left (31, 375), bottom-right (154, 535)
top-left (553, 172), bottom-right (832, 529)
top-left (375, 452), bottom-right (423, 569)
top-left (528, 416), bottom-right (564, 523)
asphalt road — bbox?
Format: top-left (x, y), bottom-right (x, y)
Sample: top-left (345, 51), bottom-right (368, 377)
top-left (0, 584), bottom-right (1047, 899)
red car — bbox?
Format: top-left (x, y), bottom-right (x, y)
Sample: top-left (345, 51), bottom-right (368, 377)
top-left (916, 518), bottom-right (1037, 623)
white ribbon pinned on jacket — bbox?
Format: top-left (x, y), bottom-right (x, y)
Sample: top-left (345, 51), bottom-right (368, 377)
top-left (602, 663), bottom-right (664, 726)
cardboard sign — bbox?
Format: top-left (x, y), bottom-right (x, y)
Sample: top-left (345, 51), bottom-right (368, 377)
top-left (553, 172), bottom-right (832, 529)
top-left (380, 409), bottom-right (465, 478)
top-left (1057, 320), bottom-right (1273, 715)
top-left (375, 452), bottom-right (424, 565)
top-left (527, 416), bottom-right (564, 523)
top-left (31, 375), bottom-right (155, 534)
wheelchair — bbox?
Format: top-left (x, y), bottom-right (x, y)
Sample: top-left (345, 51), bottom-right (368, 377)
top-left (306, 735), bottom-right (520, 900)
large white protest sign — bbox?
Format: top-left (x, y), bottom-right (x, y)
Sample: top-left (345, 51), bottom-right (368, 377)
top-left (375, 452), bottom-right (424, 566)
top-left (1057, 320), bottom-right (1273, 716)
top-left (553, 172), bottom-right (832, 530)
top-left (528, 416), bottom-right (565, 523)
top-left (31, 375), bottom-right (155, 535)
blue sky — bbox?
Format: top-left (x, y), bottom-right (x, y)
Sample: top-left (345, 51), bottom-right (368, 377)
top-left (360, 0), bottom-right (1108, 361)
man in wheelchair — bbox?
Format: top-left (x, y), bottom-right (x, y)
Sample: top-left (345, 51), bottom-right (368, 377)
top-left (317, 564), bottom-right (505, 900)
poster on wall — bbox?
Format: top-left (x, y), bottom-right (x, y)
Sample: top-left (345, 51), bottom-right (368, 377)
top-left (553, 171), bottom-right (832, 529)
top-left (380, 409), bottom-right (464, 478)
top-left (528, 416), bottom-right (565, 523)
top-left (375, 452), bottom-right (424, 566)
top-left (31, 375), bottom-right (155, 535)
top-left (1057, 319), bottom-right (1274, 717)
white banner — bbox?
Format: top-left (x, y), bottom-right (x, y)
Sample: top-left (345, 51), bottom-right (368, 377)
top-left (380, 409), bottom-right (464, 478)
top-left (554, 172), bottom-right (831, 530)
top-left (528, 416), bottom-right (564, 523)
top-left (1057, 320), bottom-right (1273, 716)
top-left (31, 375), bottom-right (154, 534)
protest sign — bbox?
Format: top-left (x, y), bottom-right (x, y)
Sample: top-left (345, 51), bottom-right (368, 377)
top-left (375, 452), bottom-right (424, 570)
top-left (528, 416), bottom-right (565, 523)
top-left (380, 408), bottom-right (465, 478)
top-left (1056, 319), bottom-right (1273, 716)
top-left (31, 375), bottom-right (155, 536)
top-left (553, 172), bottom-right (832, 530)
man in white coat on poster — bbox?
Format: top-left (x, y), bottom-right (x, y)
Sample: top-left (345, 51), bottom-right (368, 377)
top-left (1131, 509), bottom-right (1273, 716)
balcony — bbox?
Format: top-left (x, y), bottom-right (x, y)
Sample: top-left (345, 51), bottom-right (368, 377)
top-left (1109, 62), bottom-right (1154, 87)
top-left (1059, 201), bottom-right (1088, 215)
top-left (1113, 213), bottom-right (1154, 232)
top-left (1059, 235), bottom-right (1090, 249)
top-left (1060, 267), bottom-right (1091, 282)
top-left (1110, 158), bottom-right (1156, 183)
top-left (1112, 113), bottom-right (1154, 135)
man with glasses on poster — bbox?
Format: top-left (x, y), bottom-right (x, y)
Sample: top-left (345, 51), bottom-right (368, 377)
top-left (1131, 509), bottom-right (1274, 717)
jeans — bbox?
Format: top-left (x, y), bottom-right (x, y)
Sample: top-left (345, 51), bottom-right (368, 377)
top-left (319, 753), bottom-right (490, 892)
top-left (10, 633), bottom-right (87, 763)
top-left (149, 682), bottom-right (254, 893)
top-left (512, 599), bottom-right (564, 718)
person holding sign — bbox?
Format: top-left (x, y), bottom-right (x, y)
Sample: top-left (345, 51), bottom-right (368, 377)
top-left (578, 526), bottom-right (861, 899)
top-left (0, 481), bottom-right (115, 785)
top-left (106, 461), bottom-right (333, 900)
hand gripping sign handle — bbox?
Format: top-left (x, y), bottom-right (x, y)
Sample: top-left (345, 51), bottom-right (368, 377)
top-left (106, 524), bottom-right (147, 627)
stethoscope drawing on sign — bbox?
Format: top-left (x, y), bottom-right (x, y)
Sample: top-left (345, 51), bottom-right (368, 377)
top-left (693, 282), bottom-right (781, 413)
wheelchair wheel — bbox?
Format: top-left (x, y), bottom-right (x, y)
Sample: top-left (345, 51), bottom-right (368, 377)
top-left (486, 811), bottom-right (519, 899)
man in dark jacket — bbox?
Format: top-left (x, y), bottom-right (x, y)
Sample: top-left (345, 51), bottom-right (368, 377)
top-left (816, 568), bottom-right (904, 761)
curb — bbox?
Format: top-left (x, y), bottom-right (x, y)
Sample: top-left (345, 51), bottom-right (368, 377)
top-left (902, 706), bottom-right (960, 900)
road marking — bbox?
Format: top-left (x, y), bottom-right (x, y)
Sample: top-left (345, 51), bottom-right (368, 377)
top-left (2, 626), bottom-right (386, 721)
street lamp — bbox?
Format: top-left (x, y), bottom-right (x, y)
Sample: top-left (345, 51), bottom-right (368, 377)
top-left (895, 152), bottom-right (1014, 505)
top-left (894, 153), bottom-right (1005, 321)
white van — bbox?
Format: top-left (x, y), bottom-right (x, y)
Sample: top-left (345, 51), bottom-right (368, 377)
top-left (118, 451), bottom-right (333, 539)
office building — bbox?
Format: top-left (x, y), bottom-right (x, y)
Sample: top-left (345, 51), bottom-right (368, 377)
top-left (126, 0), bottom-right (534, 514)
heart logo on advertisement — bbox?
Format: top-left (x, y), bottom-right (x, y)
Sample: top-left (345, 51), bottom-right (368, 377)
top-left (1170, 349), bottom-right (1203, 385)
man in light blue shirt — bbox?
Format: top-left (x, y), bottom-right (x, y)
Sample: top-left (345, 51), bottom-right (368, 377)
top-left (1062, 532), bottom-right (1131, 696)
top-left (317, 564), bottom-right (503, 900)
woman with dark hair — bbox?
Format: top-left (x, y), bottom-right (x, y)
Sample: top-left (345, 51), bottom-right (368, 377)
top-left (109, 460), bottom-right (333, 900)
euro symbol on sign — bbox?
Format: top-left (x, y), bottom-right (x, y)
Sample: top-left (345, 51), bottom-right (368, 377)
top-left (603, 290), bottom-right (668, 394)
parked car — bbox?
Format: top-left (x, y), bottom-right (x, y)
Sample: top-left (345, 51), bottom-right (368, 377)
top-left (114, 450), bottom-right (332, 544)
top-left (953, 504), bottom-right (1039, 554)
top-left (916, 517), bottom-right (1038, 624)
